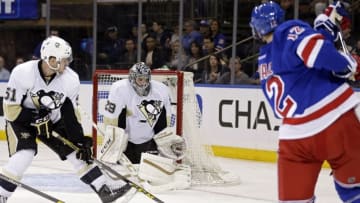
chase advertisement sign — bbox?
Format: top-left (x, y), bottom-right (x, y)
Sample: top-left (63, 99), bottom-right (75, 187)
top-left (0, 0), bottom-right (38, 20)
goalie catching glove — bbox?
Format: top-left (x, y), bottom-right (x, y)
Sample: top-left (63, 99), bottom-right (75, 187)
top-left (153, 128), bottom-right (187, 161)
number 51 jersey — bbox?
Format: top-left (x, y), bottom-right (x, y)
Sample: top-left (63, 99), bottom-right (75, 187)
top-left (3, 60), bottom-right (80, 124)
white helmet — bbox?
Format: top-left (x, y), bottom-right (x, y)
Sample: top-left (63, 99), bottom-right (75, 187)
top-left (129, 62), bottom-right (151, 96)
top-left (40, 36), bottom-right (73, 71)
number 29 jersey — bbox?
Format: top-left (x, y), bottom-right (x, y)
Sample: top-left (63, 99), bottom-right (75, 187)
top-left (103, 79), bottom-right (173, 144)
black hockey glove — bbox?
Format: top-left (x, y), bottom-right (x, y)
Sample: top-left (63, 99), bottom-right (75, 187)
top-left (76, 136), bottom-right (94, 164)
top-left (31, 109), bottom-right (53, 138)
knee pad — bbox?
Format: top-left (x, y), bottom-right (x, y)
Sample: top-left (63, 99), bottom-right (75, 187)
top-left (335, 181), bottom-right (360, 203)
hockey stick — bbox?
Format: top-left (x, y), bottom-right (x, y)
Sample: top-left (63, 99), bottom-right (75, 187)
top-left (183, 36), bottom-right (254, 68)
top-left (338, 31), bottom-right (349, 54)
top-left (338, 31), bottom-right (356, 81)
top-left (51, 131), bottom-right (165, 203)
top-left (0, 173), bottom-right (65, 203)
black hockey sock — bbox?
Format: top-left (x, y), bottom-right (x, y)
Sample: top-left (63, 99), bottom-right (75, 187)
top-left (0, 178), bottom-right (17, 193)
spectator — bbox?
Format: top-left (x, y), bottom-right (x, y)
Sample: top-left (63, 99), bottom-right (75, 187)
top-left (139, 23), bottom-right (150, 43)
top-left (32, 29), bottom-right (60, 59)
top-left (118, 38), bottom-right (139, 69)
top-left (353, 39), bottom-right (360, 55)
top-left (181, 20), bottom-right (203, 55)
top-left (183, 41), bottom-right (205, 83)
top-left (167, 39), bottom-right (188, 70)
top-left (202, 35), bottom-right (215, 55)
top-left (169, 24), bottom-right (180, 46)
top-left (151, 20), bottom-right (172, 51)
top-left (129, 24), bottom-right (149, 45)
top-left (201, 54), bottom-right (229, 84)
top-left (209, 19), bottom-right (226, 52)
top-left (129, 25), bottom-right (138, 41)
top-left (215, 56), bottom-right (259, 85)
top-left (203, 35), bottom-right (228, 65)
top-left (280, 0), bottom-right (295, 19)
top-left (98, 26), bottom-right (125, 67)
top-left (0, 55), bottom-right (10, 80)
top-left (15, 57), bottom-right (25, 65)
top-left (199, 19), bottom-right (210, 38)
top-left (143, 34), bottom-right (168, 69)
top-left (311, 0), bottom-right (327, 16)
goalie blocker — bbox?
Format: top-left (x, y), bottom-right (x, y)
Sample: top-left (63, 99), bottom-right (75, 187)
top-left (99, 125), bottom-right (190, 192)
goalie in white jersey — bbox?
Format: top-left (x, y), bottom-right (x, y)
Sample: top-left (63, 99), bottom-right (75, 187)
top-left (100, 62), bottom-right (190, 192)
top-left (0, 36), bottom-right (133, 203)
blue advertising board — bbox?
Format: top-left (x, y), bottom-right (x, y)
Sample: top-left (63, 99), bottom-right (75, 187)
top-left (0, 0), bottom-right (38, 20)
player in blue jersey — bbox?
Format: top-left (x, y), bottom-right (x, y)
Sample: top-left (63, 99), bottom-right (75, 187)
top-left (250, 1), bottom-right (360, 202)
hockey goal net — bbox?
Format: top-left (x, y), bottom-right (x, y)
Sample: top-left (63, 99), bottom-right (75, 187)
top-left (92, 69), bottom-right (240, 186)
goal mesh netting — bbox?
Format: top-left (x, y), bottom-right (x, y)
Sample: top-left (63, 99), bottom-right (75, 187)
top-left (92, 70), bottom-right (240, 186)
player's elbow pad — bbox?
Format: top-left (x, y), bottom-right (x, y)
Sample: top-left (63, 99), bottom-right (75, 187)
top-left (332, 52), bottom-right (358, 78)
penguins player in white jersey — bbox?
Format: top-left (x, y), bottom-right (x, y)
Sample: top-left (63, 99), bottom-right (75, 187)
top-left (102, 62), bottom-right (186, 164)
top-left (98, 62), bottom-right (190, 192)
top-left (0, 36), bottom-right (133, 203)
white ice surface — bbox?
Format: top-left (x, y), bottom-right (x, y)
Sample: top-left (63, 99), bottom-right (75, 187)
top-left (0, 141), bottom-right (340, 203)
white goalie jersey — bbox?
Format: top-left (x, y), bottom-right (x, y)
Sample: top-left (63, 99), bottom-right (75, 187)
top-left (102, 78), bottom-right (174, 144)
top-left (3, 60), bottom-right (80, 123)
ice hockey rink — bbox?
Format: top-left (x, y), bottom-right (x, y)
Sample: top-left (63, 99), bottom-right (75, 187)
top-left (0, 141), bottom-right (340, 203)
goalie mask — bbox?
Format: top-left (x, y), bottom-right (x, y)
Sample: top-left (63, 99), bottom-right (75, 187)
top-left (40, 36), bottom-right (73, 71)
top-left (250, 1), bottom-right (284, 39)
top-left (129, 62), bottom-right (151, 96)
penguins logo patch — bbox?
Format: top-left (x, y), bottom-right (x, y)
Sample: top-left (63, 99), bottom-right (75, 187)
top-left (31, 90), bottom-right (64, 109)
top-left (138, 100), bottom-right (163, 127)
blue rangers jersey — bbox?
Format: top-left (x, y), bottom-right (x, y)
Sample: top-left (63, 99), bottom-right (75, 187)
top-left (257, 20), bottom-right (360, 139)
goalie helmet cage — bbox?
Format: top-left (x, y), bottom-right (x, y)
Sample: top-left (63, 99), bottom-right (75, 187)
top-left (92, 69), bottom-right (240, 186)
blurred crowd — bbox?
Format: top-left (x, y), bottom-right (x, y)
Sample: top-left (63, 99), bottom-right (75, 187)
top-left (92, 18), bottom-right (260, 85)
top-left (1, 0), bottom-right (360, 87)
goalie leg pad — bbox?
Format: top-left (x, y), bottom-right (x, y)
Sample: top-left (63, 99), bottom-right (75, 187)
top-left (138, 153), bottom-right (191, 192)
top-left (99, 125), bottom-right (128, 163)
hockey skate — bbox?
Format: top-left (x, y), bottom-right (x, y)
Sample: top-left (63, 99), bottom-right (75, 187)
top-left (0, 195), bottom-right (7, 203)
top-left (96, 181), bottom-right (132, 203)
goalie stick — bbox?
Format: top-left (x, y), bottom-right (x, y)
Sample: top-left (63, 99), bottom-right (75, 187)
top-left (0, 173), bottom-right (64, 203)
top-left (51, 131), bottom-right (165, 203)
